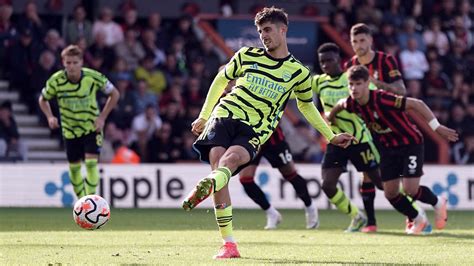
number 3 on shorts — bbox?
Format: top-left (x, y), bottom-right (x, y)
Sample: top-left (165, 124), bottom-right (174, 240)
top-left (408, 155), bottom-right (417, 169)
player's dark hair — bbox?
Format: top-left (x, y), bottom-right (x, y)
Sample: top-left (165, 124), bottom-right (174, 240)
top-left (350, 23), bottom-right (372, 36)
top-left (61, 45), bottom-right (83, 58)
top-left (317, 42), bottom-right (340, 55)
top-left (347, 65), bottom-right (369, 81)
top-left (254, 6), bottom-right (288, 26)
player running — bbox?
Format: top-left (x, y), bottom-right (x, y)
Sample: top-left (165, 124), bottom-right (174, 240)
top-left (313, 42), bottom-right (383, 233)
top-left (329, 65), bottom-right (457, 235)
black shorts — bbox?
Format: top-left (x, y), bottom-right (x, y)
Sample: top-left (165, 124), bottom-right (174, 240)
top-left (193, 118), bottom-right (261, 174)
top-left (379, 144), bottom-right (424, 181)
top-left (65, 131), bottom-right (103, 162)
top-left (322, 142), bottom-right (380, 172)
top-left (250, 135), bottom-right (292, 168)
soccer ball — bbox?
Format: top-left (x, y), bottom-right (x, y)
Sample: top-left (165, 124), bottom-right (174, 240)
top-left (73, 195), bottom-right (110, 230)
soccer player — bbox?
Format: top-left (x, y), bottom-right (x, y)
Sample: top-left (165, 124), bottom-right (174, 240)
top-left (346, 23), bottom-right (406, 95)
top-left (239, 126), bottom-right (319, 230)
top-left (313, 43), bottom-right (383, 233)
top-left (182, 7), bottom-right (354, 259)
top-left (328, 65), bottom-right (457, 235)
top-left (38, 45), bottom-right (120, 198)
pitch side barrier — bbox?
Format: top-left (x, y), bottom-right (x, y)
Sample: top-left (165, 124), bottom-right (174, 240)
top-left (0, 164), bottom-right (472, 209)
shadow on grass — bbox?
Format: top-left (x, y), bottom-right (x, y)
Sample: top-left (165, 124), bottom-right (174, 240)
top-left (376, 230), bottom-right (474, 240)
top-left (239, 257), bottom-right (426, 265)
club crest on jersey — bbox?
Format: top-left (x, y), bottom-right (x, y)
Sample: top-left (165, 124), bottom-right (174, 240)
top-left (373, 70), bottom-right (379, 80)
top-left (207, 130), bottom-right (216, 140)
top-left (373, 111), bottom-right (379, 119)
top-left (282, 70), bottom-right (291, 82)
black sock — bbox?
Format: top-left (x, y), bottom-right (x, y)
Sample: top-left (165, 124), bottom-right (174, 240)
top-left (413, 186), bottom-right (439, 206)
top-left (241, 181), bottom-right (270, 210)
top-left (388, 194), bottom-right (418, 219)
top-left (287, 174), bottom-right (312, 207)
top-left (360, 182), bottom-right (376, 226)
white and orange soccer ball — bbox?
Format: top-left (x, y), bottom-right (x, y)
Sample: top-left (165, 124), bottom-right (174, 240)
top-left (73, 195), bottom-right (110, 230)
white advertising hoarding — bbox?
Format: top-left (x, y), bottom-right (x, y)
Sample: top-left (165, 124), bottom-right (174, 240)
top-left (0, 164), bottom-right (473, 209)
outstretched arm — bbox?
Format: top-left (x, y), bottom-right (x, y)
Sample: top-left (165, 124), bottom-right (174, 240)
top-left (297, 100), bottom-right (354, 148)
top-left (191, 70), bottom-right (230, 136)
top-left (370, 78), bottom-right (406, 95)
top-left (405, 98), bottom-right (459, 142)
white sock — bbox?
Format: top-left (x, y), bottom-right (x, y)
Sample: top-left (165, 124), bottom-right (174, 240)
top-left (223, 236), bottom-right (235, 243)
top-left (265, 206), bottom-right (278, 215)
top-left (434, 196), bottom-right (444, 209)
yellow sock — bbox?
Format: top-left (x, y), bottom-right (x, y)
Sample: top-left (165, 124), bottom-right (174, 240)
top-left (215, 205), bottom-right (234, 243)
top-left (85, 158), bottom-right (99, 195)
top-left (330, 188), bottom-right (359, 218)
top-left (69, 162), bottom-right (85, 198)
top-left (210, 167), bottom-right (232, 192)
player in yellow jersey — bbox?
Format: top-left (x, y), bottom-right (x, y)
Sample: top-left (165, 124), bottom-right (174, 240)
top-left (39, 45), bottom-right (119, 199)
top-left (313, 43), bottom-right (382, 233)
top-left (182, 7), bottom-right (354, 259)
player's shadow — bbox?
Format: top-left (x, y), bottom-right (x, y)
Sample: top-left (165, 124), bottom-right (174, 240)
top-left (376, 230), bottom-right (474, 240)
top-left (240, 257), bottom-right (423, 265)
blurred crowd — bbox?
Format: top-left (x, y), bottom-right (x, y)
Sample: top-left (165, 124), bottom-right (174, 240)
top-left (0, 0), bottom-right (472, 164)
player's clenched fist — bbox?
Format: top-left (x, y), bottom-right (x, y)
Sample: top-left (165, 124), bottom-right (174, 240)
top-left (191, 118), bottom-right (207, 136)
top-left (330, 133), bottom-right (356, 149)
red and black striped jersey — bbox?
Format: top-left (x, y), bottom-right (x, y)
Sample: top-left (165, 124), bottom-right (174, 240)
top-left (344, 90), bottom-right (423, 148)
top-left (267, 125), bottom-right (285, 146)
top-left (344, 51), bottom-right (402, 83)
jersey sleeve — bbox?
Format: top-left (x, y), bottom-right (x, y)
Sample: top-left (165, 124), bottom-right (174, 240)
top-left (41, 77), bottom-right (58, 100)
top-left (222, 47), bottom-right (245, 80)
top-left (295, 70), bottom-right (335, 141)
top-left (311, 75), bottom-right (320, 95)
top-left (91, 69), bottom-right (115, 94)
top-left (381, 54), bottom-right (402, 83)
top-left (378, 91), bottom-right (406, 110)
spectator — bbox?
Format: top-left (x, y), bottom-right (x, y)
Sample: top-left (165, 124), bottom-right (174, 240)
top-left (331, 10), bottom-right (350, 43)
top-left (406, 79), bottom-right (424, 99)
top-left (452, 127), bottom-right (474, 164)
top-left (424, 60), bottom-right (452, 109)
top-left (459, 0), bottom-right (473, 30)
top-left (447, 15), bottom-right (473, 51)
top-left (85, 30), bottom-right (116, 72)
top-left (444, 39), bottom-right (468, 76)
top-left (16, 1), bottom-right (44, 43)
top-left (170, 15), bottom-right (200, 59)
top-left (133, 79), bottom-right (158, 115)
top-left (115, 28), bottom-right (145, 70)
top-left (128, 104), bottom-right (162, 161)
top-left (120, 7), bottom-right (141, 34)
top-left (0, 101), bottom-right (27, 160)
top-left (42, 29), bottom-right (63, 65)
top-left (382, 0), bottom-right (406, 29)
top-left (110, 77), bottom-right (137, 130)
top-left (147, 12), bottom-right (169, 50)
top-left (111, 140), bottom-right (140, 164)
top-left (134, 55), bottom-right (167, 94)
top-left (374, 22), bottom-right (398, 52)
top-left (92, 7), bottom-right (123, 47)
top-left (423, 17), bottom-right (450, 56)
top-left (65, 5), bottom-right (93, 46)
top-left (6, 28), bottom-right (41, 106)
top-left (147, 122), bottom-right (181, 163)
top-left (397, 17), bottom-right (426, 52)
top-left (30, 50), bottom-right (58, 115)
top-left (399, 37), bottom-right (429, 81)
top-left (109, 57), bottom-right (133, 84)
top-left (141, 27), bottom-right (166, 67)
top-left (179, 131), bottom-right (198, 160)
top-left (0, 2), bottom-right (16, 75)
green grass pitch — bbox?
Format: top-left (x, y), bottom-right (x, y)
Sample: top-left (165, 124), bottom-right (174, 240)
top-left (0, 208), bottom-right (473, 265)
